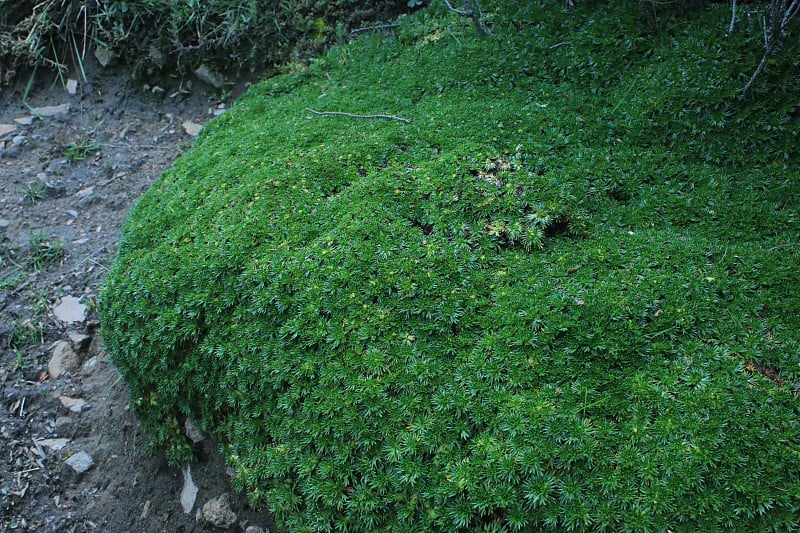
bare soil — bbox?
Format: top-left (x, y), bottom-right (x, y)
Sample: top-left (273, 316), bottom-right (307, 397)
top-left (1, 59), bottom-right (273, 532)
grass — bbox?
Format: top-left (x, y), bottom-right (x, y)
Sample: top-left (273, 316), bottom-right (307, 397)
top-left (28, 232), bottom-right (64, 271)
top-left (100, 1), bottom-right (800, 531)
top-left (63, 138), bottom-right (100, 161)
top-left (21, 180), bottom-right (46, 204)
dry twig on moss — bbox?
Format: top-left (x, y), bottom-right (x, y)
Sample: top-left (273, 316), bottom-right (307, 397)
top-left (306, 108), bottom-right (410, 124)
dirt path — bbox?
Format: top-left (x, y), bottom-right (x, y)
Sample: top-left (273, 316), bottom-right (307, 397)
top-left (1, 60), bottom-right (272, 532)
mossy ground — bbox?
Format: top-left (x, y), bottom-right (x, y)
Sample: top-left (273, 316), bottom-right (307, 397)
top-left (100, 2), bottom-right (800, 530)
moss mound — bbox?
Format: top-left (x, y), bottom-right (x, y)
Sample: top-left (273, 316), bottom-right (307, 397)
top-left (100, 2), bottom-right (800, 531)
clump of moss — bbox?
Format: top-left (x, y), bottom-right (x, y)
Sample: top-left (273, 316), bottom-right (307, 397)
top-left (100, 2), bottom-right (800, 531)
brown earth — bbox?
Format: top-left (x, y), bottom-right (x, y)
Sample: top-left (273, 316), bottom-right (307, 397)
top-left (1, 57), bottom-right (274, 532)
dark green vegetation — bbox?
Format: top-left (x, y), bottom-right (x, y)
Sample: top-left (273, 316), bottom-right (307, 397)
top-left (99, 1), bottom-right (800, 530)
top-left (0, 0), bottom-right (405, 83)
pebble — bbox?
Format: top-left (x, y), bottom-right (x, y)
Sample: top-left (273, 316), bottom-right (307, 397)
top-left (202, 493), bottom-right (237, 529)
top-left (52, 295), bottom-right (87, 323)
top-left (184, 418), bottom-right (204, 444)
top-left (194, 65), bottom-right (224, 88)
top-left (13, 116), bottom-right (33, 126)
top-left (182, 121), bottom-right (203, 137)
top-left (48, 340), bottom-right (81, 379)
top-left (94, 47), bottom-right (116, 67)
top-left (245, 527), bottom-right (266, 533)
top-left (180, 464), bottom-right (198, 514)
top-left (68, 331), bottom-right (92, 351)
top-left (66, 79), bottom-right (78, 95)
top-left (0, 124), bottom-right (16, 136)
top-left (64, 451), bottom-right (94, 474)
top-left (57, 395), bottom-right (87, 413)
top-left (0, 219), bottom-right (9, 229)
top-left (31, 104), bottom-right (71, 120)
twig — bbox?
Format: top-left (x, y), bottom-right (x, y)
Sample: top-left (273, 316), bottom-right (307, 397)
top-left (729, 0), bottom-right (737, 33)
top-left (549, 41), bottom-right (571, 49)
top-left (306, 108), bottom-right (410, 124)
top-left (350, 23), bottom-right (401, 36)
top-left (443, 0), bottom-right (490, 35)
top-left (768, 242), bottom-right (800, 251)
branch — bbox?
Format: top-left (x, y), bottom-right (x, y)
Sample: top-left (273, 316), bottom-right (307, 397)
top-left (306, 108), bottom-right (410, 124)
top-left (349, 23), bottom-right (401, 36)
top-left (443, 0), bottom-right (490, 36)
top-left (729, 0), bottom-right (737, 33)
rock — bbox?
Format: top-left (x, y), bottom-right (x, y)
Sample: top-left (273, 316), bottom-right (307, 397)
top-left (194, 65), bottom-right (224, 88)
top-left (77, 193), bottom-right (100, 209)
top-left (180, 464), bottom-right (199, 514)
top-left (31, 104), bottom-right (71, 120)
top-left (67, 209), bottom-right (79, 219)
top-left (36, 438), bottom-right (70, 451)
top-left (69, 331), bottom-right (92, 351)
top-left (0, 124), bottom-right (17, 136)
top-left (52, 296), bottom-right (86, 323)
top-left (94, 47), bottom-right (116, 67)
top-left (49, 341), bottom-right (80, 379)
top-left (45, 180), bottom-right (67, 198)
top-left (75, 186), bottom-right (94, 197)
top-left (13, 116), bottom-right (34, 126)
top-left (64, 451), bottom-right (94, 474)
top-left (0, 219), bottom-right (9, 229)
top-left (245, 527), bottom-right (266, 533)
top-left (66, 79), bottom-right (78, 95)
top-left (182, 121), bottom-right (203, 137)
top-left (82, 356), bottom-right (98, 374)
top-left (57, 395), bottom-right (87, 413)
top-left (184, 418), bottom-right (204, 444)
top-left (202, 493), bottom-right (237, 529)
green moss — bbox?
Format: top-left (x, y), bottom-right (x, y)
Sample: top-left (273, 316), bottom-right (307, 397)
top-left (100, 2), bottom-right (800, 530)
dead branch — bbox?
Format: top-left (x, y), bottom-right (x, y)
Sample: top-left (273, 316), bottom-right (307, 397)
top-left (742, 0), bottom-right (800, 97)
top-left (349, 23), bottom-right (401, 36)
top-left (306, 108), bottom-right (410, 124)
top-left (443, 0), bottom-right (490, 36)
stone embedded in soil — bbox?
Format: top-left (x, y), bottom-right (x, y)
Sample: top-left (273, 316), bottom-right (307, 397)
top-left (180, 464), bottom-right (199, 514)
top-left (0, 124), bottom-right (17, 136)
top-left (245, 526), bottom-right (266, 533)
top-left (94, 47), bottom-right (116, 67)
top-left (184, 418), bottom-right (205, 444)
top-left (57, 395), bottom-right (87, 413)
top-left (66, 79), bottom-right (78, 95)
top-left (64, 451), bottom-right (94, 474)
top-left (202, 493), bottom-right (238, 529)
top-left (68, 331), bottom-right (92, 351)
top-left (182, 121), bottom-right (203, 137)
top-left (31, 104), bottom-right (71, 120)
top-left (37, 438), bottom-right (70, 451)
top-left (13, 116), bottom-right (33, 125)
top-left (49, 340), bottom-right (81, 379)
top-left (52, 296), bottom-right (87, 323)
top-left (195, 65), bottom-right (224, 88)
top-left (0, 219), bottom-right (10, 229)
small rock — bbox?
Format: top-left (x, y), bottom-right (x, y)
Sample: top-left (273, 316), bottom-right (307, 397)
top-left (57, 395), bottom-right (87, 413)
top-left (68, 331), bottom-right (92, 351)
top-left (194, 65), bottom-right (224, 88)
top-left (11, 135), bottom-right (25, 146)
top-left (182, 121), bottom-right (203, 137)
top-left (64, 451), bottom-right (94, 474)
top-left (55, 416), bottom-right (73, 429)
top-left (77, 193), bottom-right (99, 209)
top-left (66, 79), bottom-right (78, 95)
top-left (45, 180), bottom-right (67, 198)
top-left (81, 356), bottom-right (98, 374)
top-left (181, 464), bottom-right (199, 514)
top-left (49, 341), bottom-right (80, 379)
top-left (94, 47), bottom-right (116, 67)
top-left (202, 493), bottom-right (237, 529)
top-left (31, 104), bottom-right (71, 120)
top-left (0, 124), bottom-right (17, 136)
top-left (37, 438), bottom-right (70, 451)
top-left (53, 296), bottom-right (86, 323)
top-left (185, 418), bottom-right (204, 444)
top-left (0, 219), bottom-right (10, 229)
top-left (13, 116), bottom-right (34, 126)
top-left (75, 186), bottom-right (94, 198)
top-left (245, 527), bottom-right (266, 533)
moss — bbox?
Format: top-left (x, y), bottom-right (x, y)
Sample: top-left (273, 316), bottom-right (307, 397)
top-left (100, 2), bottom-right (800, 530)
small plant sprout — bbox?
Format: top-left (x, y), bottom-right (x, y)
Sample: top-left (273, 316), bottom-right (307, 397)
top-left (21, 180), bottom-right (46, 204)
